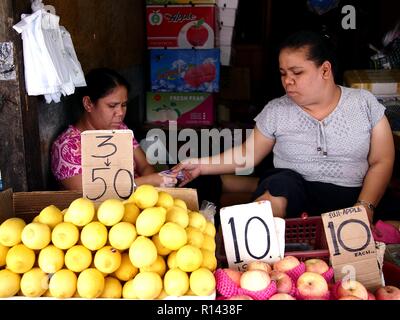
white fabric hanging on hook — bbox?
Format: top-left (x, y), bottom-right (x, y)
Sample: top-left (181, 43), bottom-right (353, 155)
top-left (13, 7), bottom-right (86, 104)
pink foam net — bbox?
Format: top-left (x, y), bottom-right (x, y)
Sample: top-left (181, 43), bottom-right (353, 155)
top-left (214, 269), bottom-right (240, 298)
top-left (286, 262), bottom-right (306, 282)
top-left (238, 280), bottom-right (277, 300)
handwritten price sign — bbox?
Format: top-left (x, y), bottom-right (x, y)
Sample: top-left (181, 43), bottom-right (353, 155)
top-left (81, 130), bottom-right (134, 205)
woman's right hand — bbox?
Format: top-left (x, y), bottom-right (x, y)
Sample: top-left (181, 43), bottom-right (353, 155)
top-left (137, 172), bottom-right (178, 188)
top-left (171, 159), bottom-right (201, 186)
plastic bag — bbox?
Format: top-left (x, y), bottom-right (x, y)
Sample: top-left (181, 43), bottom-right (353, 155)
top-left (200, 200), bottom-right (216, 224)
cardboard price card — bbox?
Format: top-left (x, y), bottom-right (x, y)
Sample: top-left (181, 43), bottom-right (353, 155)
top-left (220, 201), bottom-right (284, 272)
top-left (321, 206), bottom-right (383, 291)
top-left (81, 130), bottom-right (135, 205)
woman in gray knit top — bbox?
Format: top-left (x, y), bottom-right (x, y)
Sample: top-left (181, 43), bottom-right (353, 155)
top-left (174, 30), bottom-right (395, 223)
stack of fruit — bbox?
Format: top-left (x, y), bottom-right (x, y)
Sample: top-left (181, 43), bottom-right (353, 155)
top-left (0, 185), bottom-right (217, 299)
top-left (216, 256), bottom-right (400, 300)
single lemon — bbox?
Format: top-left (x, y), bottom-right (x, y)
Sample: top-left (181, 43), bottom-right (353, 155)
top-left (51, 222), bottom-right (79, 250)
top-left (151, 234), bottom-right (172, 256)
top-left (94, 246), bottom-right (122, 274)
top-left (49, 269), bottom-right (77, 298)
top-left (130, 271), bottom-right (162, 300)
top-left (176, 245), bottom-right (203, 272)
top-left (97, 199), bottom-right (125, 226)
top-left (156, 191), bottom-right (174, 209)
top-left (109, 222), bottom-right (137, 250)
top-left (136, 207), bottom-right (166, 237)
top-left (6, 244), bottom-right (35, 274)
top-left (20, 268), bottom-right (49, 297)
top-left (166, 206), bottom-right (189, 228)
top-left (0, 243), bottom-right (9, 267)
top-left (113, 253), bottom-right (138, 282)
top-left (129, 185), bottom-right (159, 209)
top-left (173, 198), bottom-right (187, 211)
top-left (140, 255), bottom-right (167, 277)
top-left (186, 227), bottom-right (204, 248)
top-left (64, 198), bottom-right (95, 227)
top-left (204, 221), bottom-right (216, 238)
top-left (200, 249), bottom-right (217, 271)
top-left (37, 205), bottom-right (63, 229)
top-left (81, 221), bottom-right (108, 251)
top-left (0, 218), bottom-right (26, 247)
top-left (189, 267), bottom-right (216, 296)
top-left (38, 245), bottom-right (64, 274)
top-left (122, 279), bottom-right (137, 299)
top-left (163, 268), bottom-right (190, 297)
top-left (159, 222), bottom-right (187, 251)
top-left (100, 277), bottom-right (122, 299)
top-left (122, 202), bottom-right (140, 224)
top-left (188, 212), bottom-right (207, 232)
top-left (129, 236), bottom-right (157, 268)
top-left (0, 269), bottom-right (20, 298)
top-left (166, 251), bottom-right (178, 269)
top-left (21, 222), bottom-right (51, 250)
top-left (77, 268), bottom-right (105, 299)
top-left (64, 245), bottom-right (92, 273)
top-left (201, 235), bottom-right (216, 252)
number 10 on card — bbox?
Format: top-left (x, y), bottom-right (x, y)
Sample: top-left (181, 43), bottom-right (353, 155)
top-left (220, 201), bottom-right (283, 272)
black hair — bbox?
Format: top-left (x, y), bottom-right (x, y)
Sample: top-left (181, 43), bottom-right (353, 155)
top-left (279, 30), bottom-right (338, 79)
top-left (81, 67), bottom-right (130, 103)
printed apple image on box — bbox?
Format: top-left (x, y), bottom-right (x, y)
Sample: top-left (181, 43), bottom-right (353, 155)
top-left (146, 92), bottom-right (214, 126)
top-left (150, 49), bottom-right (220, 93)
top-left (147, 5), bottom-right (217, 49)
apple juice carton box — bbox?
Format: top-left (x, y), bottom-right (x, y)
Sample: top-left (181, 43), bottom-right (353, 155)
top-left (146, 4), bottom-right (217, 49)
top-left (150, 48), bottom-right (220, 93)
top-left (146, 92), bottom-right (214, 126)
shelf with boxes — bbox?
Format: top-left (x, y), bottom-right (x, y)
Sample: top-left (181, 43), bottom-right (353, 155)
top-left (145, 0), bottom-right (239, 128)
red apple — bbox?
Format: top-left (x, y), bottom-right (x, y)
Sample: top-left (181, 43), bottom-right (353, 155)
top-left (186, 20), bottom-right (209, 47)
top-left (247, 261), bottom-right (272, 274)
top-left (226, 294), bottom-right (253, 300)
top-left (273, 256), bottom-right (301, 273)
top-left (269, 270), bottom-right (293, 294)
top-left (304, 258), bottom-right (329, 275)
top-left (269, 293), bottom-right (296, 300)
top-left (367, 291), bottom-right (376, 300)
top-left (375, 285), bottom-right (400, 300)
top-left (336, 280), bottom-right (368, 300)
top-left (240, 270), bottom-right (271, 292)
top-left (338, 295), bottom-right (362, 300)
top-left (223, 268), bottom-right (242, 287)
top-left (296, 272), bottom-right (329, 300)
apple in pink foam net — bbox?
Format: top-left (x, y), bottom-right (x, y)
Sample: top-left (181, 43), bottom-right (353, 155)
top-left (375, 285), bottom-right (400, 300)
top-left (269, 293), bottom-right (296, 300)
top-left (269, 270), bottom-right (293, 294)
top-left (240, 270), bottom-right (271, 292)
top-left (304, 258), bottom-right (329, 275)
top-left (296, 272), bottom-right (329, 300)
top-left (273, 256), bottom-right (301, 273)
top-left (336, 280), bottom-right (368, 300)
top-left (247, 261), bottom-right (272, 274)
top-left (223, 268), bottom-right (242, 287)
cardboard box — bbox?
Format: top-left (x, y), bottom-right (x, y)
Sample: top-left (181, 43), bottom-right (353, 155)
top-left (147, 92), bottom-right (214, 126)
top-left (146, 5), bottom-right (217, 49)
top-left (0, 188), bottom-right (199, 224)
top-left (220, 45), bottom-right (233, 66)
top-left (216, 0), bottom-right (238, 9)
top-left (147, 0), bottom-right (216, 3)
top-left (218, 7), bottom-right (236, 27)
top-left (344, 69), bottom-right (400, 97)
top-left (216, 25), bottom-right (234, 46)
top-left (150, 49), bottom-right (220, 92)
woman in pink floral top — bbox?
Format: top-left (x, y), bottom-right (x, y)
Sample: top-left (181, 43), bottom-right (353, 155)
top-left (51, 68), bottom-right (177, 190)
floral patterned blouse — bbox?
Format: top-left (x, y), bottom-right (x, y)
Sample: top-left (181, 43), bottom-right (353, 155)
top-left (51, 123), bottom-right (140, 181)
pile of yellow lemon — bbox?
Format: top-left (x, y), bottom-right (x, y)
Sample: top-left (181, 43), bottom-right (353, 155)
top-left (0, 185), bottom-right (217, 299)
